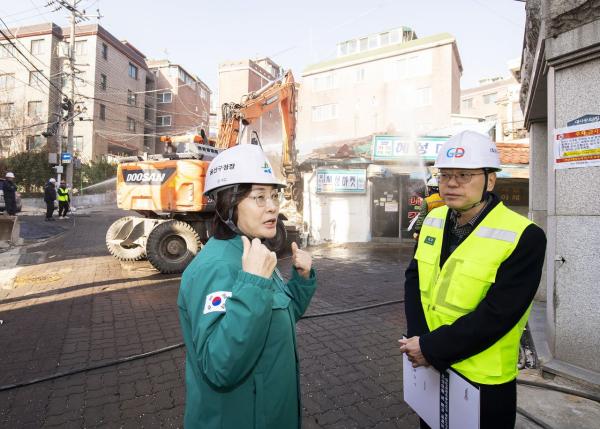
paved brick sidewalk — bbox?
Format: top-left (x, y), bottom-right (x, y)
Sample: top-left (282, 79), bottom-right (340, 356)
top-left (0, 210), bottom-right (419, 428)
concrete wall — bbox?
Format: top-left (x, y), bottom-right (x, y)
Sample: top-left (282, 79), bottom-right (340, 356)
top-left (22, 191), bottom-right (116, 209)
top-left (529, 122), bottom-right (548, 302)
top-left (550, 57), bottom-right (600, 373)
top-left (543, 18), bottom-right (600, 374)
top-left (303, 171), bottom-right (371, 244)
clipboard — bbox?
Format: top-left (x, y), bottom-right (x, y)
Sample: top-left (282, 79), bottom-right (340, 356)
top-left (403, 353), bottom-right (480, 428)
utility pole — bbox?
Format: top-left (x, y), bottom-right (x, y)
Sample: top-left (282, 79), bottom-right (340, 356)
top-left (65, 0), bottom-right (77, 189)
top-left (50, 0), bottom-right (98, 187)
top-left (56, 114), bottom-right (62, 183)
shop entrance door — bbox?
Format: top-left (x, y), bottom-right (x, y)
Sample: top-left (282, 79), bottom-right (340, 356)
top-left (371, 177), bottom-right (400, 238)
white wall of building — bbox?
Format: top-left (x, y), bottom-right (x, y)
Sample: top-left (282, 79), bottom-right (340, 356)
top-left (303, 171), bottom-right (371, 243)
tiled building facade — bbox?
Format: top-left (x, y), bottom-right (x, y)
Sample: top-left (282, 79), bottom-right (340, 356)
top-left (0, 23), bottom-right (62, 157)
top-left (460, 59), bottom-right (527, 143)
top-left (146, 59), bottom-right (211, 153)
top-left (297, 28), bottom-right (463, 155)
top-left (217, 57), bottom-right (284, 148)
top-left (0, 23), bottom-right (210, 161)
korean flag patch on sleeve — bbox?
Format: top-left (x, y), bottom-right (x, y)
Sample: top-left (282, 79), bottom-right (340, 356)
top-left (203, 291), bottom-right (232, 315)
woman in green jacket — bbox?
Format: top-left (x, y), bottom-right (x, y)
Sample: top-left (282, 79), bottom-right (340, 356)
top-left (178, 144), bottom-right (317, 428)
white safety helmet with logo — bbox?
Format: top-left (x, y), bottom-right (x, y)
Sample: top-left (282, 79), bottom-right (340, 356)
top-left (204, 144), bottom-right (285, 196)
top-left (426, 176), bottom-right (438, 188)
top-left (434, 130), bottom-right (501, 211)
top-left (5, 172), bottom-right (15, 178)
top-left (204, 144), bottom-right (285, 237)
top-left (434, 130), bottom-right (501, 171)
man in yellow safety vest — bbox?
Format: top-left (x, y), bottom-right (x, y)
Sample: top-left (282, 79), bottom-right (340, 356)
top-left (412, 176), bottom-right (445, 241)
top-left (57, 180), bottom-right (70, 219)
top-left (400, 130), bottom-right (546, 428)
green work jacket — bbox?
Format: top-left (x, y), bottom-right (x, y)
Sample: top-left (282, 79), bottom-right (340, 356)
top-left (178, 235), bottom-right (317, 428)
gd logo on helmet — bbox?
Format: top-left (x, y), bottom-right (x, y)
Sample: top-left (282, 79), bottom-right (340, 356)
top-left (446, 147), bottom-right (465, 158)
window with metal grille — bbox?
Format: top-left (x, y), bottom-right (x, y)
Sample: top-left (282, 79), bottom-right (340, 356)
top-left (157, 115), bottom-right (172, 127)
top-left (127, 117), bottom-right (136, 132)
top-left (30, 39), bottom-right (44, 55)
top-left (127, 90), bottom-right (137, 106)
top-left (27, 101), bottom-right (42, 117)
top-left (128, 63), bottom-right (138, 80)
top-left (157, 92), bottom-right (172, 103)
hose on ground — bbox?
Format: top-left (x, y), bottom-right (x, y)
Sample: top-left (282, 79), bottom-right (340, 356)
top-left (517, 378), bottom-right (600, 403)
top-left (0, 299), bottom-right (404, 392)
top-left (0, 343), bottom-right (183, 392)
top-left (301, 299), bottom-right (404, 319)
top-left (2, 294), bottom-right (599, 429)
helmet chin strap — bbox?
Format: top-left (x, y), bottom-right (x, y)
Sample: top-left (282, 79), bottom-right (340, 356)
top-left (215, 185), bottom-right (248, 237)
top-left (452, 170), bottom-right (489, 217)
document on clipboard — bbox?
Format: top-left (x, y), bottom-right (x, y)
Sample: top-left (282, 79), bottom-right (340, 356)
top-left (402, 354), bottom-right (480, 429)
top-left (403, 353), bottom-right (440, 428)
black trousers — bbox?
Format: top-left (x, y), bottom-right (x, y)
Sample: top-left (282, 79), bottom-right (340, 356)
top-left (420, 379), bottom-right (516, 429)
top-left (46, 201), bottom-right (55, 219)
top-left (58, 201), bottom-right (69, 217)
top-left (5, 198), bottom-right (16, 215)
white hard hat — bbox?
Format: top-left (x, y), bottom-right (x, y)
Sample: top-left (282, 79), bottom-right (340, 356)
top-left (426, 176), bottom-right (438, 187)
top-left (49, 178), bottom-right (56, 183)
top-left (204, 144), bottom-right (285, 195)
top-left (434, 130), bottom-right (501, 171)
top-left (5, 172), bottom-right (15, 178)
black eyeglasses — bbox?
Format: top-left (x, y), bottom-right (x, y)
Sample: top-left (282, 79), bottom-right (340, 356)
top-left (435, 172), bottom-right (485, 185)
top-left (247, 191), bottom-right (282, 207)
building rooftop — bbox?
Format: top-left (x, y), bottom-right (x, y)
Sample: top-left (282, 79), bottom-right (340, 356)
top-left (303, 32), bottom-right (459, 75)
top-left (146, 59), bottom-right (210, 90)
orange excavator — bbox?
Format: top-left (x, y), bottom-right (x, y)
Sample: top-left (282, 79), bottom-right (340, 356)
top-left (106, 71), bottom-right (300, 273)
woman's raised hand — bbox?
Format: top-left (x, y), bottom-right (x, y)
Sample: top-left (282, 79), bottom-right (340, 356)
top-left (241, 236), bottom-right (277, 279)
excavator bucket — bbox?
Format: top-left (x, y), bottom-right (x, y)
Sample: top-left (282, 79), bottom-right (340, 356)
top-left (0, 215), bottom-right (20, 246)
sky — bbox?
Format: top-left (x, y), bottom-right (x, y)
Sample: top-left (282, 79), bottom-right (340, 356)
top-left (0, 0), bottom-right (527, 93)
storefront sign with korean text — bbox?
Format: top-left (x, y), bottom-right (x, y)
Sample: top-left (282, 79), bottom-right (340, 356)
top-left (316, 169), bottom-right (366, 194)
top-left (372, 135), bottom-right (446, 161)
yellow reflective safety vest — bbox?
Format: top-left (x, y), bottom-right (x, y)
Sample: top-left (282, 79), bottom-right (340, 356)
top-left (425, 193), bottom-right (445, 212)
top-left (57, 187), bottom-right (69, 202)
top-left (415, 202), bottom-right (533, 384)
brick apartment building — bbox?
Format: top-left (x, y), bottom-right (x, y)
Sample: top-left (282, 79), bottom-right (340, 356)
top-left (0, 22), bottom-right (158, 161)
top-left (460, 58), bottom-right (527, 143)
top-left (0, 23), bottom-right (63, 157)
top-left (218, 57), bottom-right (285, 148)
top-left (146, 59), bottom-right (211, 153)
